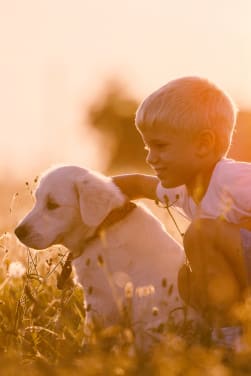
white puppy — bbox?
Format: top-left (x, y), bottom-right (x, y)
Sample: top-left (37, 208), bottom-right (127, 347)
top-left (15, 166), bottom-right (197, 349)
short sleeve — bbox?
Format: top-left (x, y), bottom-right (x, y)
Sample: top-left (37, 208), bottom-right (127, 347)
top-left (204, 159), bottom-right (251, 223)
top-left (219, 161), bottom-right (251, 215)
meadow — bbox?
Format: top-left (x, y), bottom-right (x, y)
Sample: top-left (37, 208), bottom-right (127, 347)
top-left (2, 179), bottom-right (251, 375)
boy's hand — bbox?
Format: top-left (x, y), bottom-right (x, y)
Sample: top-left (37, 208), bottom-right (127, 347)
top-left (112, 174), bottom-right (159, 200)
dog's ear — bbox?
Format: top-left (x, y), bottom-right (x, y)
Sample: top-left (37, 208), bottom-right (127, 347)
top-left (75, 174), bottom-right (124, 227)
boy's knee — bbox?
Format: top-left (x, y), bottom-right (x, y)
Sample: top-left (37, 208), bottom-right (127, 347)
top-left (184, 218), bottom-right (215, 244)
top-left (207, 274), bottom-right (240, 309)
top-left (184, 218), bottom-right (242, 259)
top-left (183, 218), bottom-right (216, 258)
top-left (178, 264), bottom-right (240, 316)
top-left (178, 264), bottom-right (200, 310)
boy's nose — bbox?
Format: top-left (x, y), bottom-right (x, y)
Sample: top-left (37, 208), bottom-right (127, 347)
top-left (146, 149), bottom-right (159, 166)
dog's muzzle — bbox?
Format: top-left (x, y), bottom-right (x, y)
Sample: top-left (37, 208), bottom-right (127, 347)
top-left (15, 224), bottom-right (30, 241)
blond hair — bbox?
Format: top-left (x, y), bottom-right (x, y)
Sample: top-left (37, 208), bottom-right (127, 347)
top-left (135, 76), bottom-right (238, 157)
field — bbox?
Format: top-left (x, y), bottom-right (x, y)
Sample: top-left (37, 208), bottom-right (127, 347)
top-left (2, 181), bottom-right (251, 375)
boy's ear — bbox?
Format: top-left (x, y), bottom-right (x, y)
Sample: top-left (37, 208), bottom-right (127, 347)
top-left (195, 129), bottom-right (216, 157)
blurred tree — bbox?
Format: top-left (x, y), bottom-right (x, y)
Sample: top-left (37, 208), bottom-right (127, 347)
top-left (229, 111), bottom-right (251, 161)
top-left (87, 80), bottom-right (151, 173)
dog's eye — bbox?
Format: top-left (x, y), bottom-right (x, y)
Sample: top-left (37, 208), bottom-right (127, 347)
top-left (46, 200), bottom-right (59, 210)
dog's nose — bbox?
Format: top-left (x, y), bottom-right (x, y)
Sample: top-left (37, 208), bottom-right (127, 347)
top-left (15, 224), bottom-right (29, 240)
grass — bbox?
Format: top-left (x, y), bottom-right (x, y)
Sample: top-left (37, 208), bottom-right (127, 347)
top-left (2, 236), bottom-right (251, 375)
top-left (2, 183), bottom-right (251, 374)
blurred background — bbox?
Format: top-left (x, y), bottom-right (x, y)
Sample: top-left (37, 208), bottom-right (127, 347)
top-left (1, 0), bottom-right (251, 237)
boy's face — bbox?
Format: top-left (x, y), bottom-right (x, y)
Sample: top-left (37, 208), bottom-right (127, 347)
top-left (139, 124), bottom-right (201, 189)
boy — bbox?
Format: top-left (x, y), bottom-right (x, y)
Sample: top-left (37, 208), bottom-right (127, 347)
top-left (112, 76), bottom-right (251, 333)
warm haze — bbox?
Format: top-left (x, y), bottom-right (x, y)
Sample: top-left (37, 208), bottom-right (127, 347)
top-left (0, 0), bottom-right (251, 179)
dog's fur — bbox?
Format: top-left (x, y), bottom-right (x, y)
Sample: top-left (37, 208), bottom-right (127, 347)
top-left (15, 166), bottom-right (197, 349)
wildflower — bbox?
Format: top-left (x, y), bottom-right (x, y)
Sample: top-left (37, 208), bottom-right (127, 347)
top-left (135, 284), bottom-right (155, 298)
top-left (0, 232), bottom-right (11, 241)
top-left (124, 281), bottom-right (134, 298)
top-left (97, 254), bottom-right (104, 266)
top-left (168, 284), bottom-right (174, 296)
top-left (162, 277), bottom-right (167, 288)
top-left (152, 306), bottom-right (159, 316)
top-left (88, 286), bottom-right (93, 295)
top-left (123, 328), bottom-right (134, 344)
top-left (8, 261), bottom-right (26, 278)
top-left (99, 229), bottom-right (107, 248)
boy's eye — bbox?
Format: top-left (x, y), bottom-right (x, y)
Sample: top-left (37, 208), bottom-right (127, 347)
top-left (144, 143), bottom-right (169, 152)
top-left (156, 143), bottom-right (168, 148)
top-left (46, 200), bottom-right (59, 210)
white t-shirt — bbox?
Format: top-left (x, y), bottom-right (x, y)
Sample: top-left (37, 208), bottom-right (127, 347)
top-left (156, 158), bottom-right (251, 223)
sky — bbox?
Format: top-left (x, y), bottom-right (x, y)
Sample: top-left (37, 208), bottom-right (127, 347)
top-left (1, 0), bottom-right (251, 180)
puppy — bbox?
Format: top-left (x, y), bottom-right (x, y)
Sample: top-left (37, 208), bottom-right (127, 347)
top-left (15, 165), bottom-right (197, 349)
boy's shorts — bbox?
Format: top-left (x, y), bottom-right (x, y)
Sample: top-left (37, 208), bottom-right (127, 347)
top-left (240, 228), bottom-right (251, 284)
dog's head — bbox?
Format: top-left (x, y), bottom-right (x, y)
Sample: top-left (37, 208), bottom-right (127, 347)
top-left (15, 165), bottom-right (125, 253)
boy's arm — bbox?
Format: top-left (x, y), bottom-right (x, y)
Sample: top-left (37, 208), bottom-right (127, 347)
top-left (112, 173), bottom-right (158, 200)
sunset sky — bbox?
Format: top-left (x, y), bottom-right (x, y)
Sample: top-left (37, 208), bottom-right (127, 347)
top-left (1, 0), bottom-right (251, 179)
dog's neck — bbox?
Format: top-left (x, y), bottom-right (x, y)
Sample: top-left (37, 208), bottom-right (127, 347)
top-left (60, 224), bottom-right (95, 258)
top-left (61, 201), bottom-right (137, 258)
top-left (57, 201), bottom-right (137, 289)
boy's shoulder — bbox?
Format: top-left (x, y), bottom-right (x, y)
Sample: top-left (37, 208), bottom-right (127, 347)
top-left (212, 158), bottom-right (251, 197)
top-left (206, 158), bottom-right (251, 218)
top-left (214, 158), bottom-right (251, 179)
